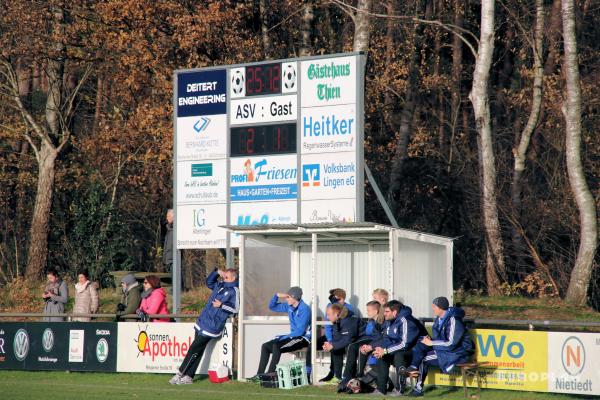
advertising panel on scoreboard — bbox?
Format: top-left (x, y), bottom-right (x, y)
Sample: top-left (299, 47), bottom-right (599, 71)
top-left (301, 152), bottom-right (357, 200)
top-left (301, 198), bottom-right (357, 224)
top-left (230, 200), bottom-right (297, 246)
top-left (176, 159), bottom-right (227, 204)
top-left (301, 104), bottom-right (356, 154)
top-left (229, 154), bottom-right (298, 202)
top-left (176, 203), bottom-right (227, 249)
top-left (177, 69), bottom-right (227, 117)
top-left (230, 95), bottom-right (297, 125)
top-left (176, 114), bottom-right (227, 161)
top-left (300, 55), bottom-right (357, 108)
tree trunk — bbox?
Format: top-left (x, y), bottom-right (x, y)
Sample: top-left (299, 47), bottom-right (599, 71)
top-left (448, 0), bottom-right (464, 171)
top-left (259, 0), bottom-right (271, 57)
top-left (25, 145), bottom-right (58, 280)
top-left (544, 0), bottom-right (562, 74)
top-left (562, 0), bottom-right (598, 305)
top-left (23, 4), bottom-right (66, 279)
top-left (387, 0), bottom-right (422, 214)
top-left (299, 0), bottom-right (314, 56)
top-left (352, 0), bottom-right (372, 53)
top-left (469, 0), bottom-right (507, 295)
top-left (511, 0), bottom-right (545, 272)
top-left (93, 74), bottom-right (104, 134)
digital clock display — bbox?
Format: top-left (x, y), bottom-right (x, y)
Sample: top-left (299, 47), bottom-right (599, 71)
top-left (245, 63), bottom-right (281, 96)
top-left (230, 123), bottom-right (296, 156)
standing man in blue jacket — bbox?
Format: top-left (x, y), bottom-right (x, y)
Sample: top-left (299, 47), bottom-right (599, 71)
top-left (250, 286), bottom-right (311, 380)
top-left (365, 300), bottom-right (427, 396)
top-left (169, 268), bottom-right (239, 385)
top-left (404, 297), bottom-right (474, 397)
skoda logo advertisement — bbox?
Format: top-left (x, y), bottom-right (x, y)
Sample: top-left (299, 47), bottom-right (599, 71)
top-left (96, 338), bottom-right (109, 363)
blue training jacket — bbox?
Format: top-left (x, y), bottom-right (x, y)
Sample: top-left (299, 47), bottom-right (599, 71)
top-left (431, 307), bottom-right (474, 372)
top-left (358, 319), bottom-right (383, 342)
top-left (372, 305), bottom-right (427, 354)
top-left (325, 301), bottom-right (354, 342)
top-left (269, 294), bottom-right (312, 342)
top-left (195, 269), bottom-right (239, 338)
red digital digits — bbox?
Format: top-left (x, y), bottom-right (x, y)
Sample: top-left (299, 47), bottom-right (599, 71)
top-left (245, 64), bottom-right (281, 95)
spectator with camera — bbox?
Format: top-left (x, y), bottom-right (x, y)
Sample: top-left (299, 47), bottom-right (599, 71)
top-left (43, 267), bottom-right (68, 322)
top-left (116, 273), bottom-right (142, 321)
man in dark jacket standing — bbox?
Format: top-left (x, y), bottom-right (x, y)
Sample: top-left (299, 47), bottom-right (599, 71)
top-left (169, 268), bottom-right (239, 385)
top-left (405, 297), bottom-right (474, 397)
top-left (322, 303), bottom-right (361, 384)
top-left (162, 209), bottom-right (173, 273)
top-left (366, 300), bottom-right (427, 396)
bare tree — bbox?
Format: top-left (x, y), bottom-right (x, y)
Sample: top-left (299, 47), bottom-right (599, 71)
top-left (448, 0), bottom-right (465, 171)
top-left (387, 1), bottom-right (422, 215)
top-left (510, 0), bottom-right (545, 269)
top-left (0, 5), bottom-right (91, 280)
top-left (561, 0), bottom-right (598, 305)
top-left (469, 0), bottom-right (507, 294)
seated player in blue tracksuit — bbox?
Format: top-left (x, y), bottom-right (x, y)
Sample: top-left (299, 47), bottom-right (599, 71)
top-left (170, 268), bottom-right (239, 385)
top-left (340, 300), bottom-right (384, 390)
top-left (405, 297), bottom-right (474, 397)
top-left (250, 286), bottom-right (311, 380)
top-left (321, 303), bottom-right (361, 387)
top-left (366, 300), bottom-right (428, 396)
top-left (317, 288), bottom-right (354, 383)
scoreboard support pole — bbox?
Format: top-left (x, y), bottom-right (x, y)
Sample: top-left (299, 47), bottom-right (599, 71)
top-left (364, 164), bottom-right (399, 228)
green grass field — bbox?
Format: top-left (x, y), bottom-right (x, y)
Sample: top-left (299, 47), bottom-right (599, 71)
top-left (0, 371), bottom-right (583, 399)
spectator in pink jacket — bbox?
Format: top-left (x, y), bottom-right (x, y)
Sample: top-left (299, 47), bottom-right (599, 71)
top-left (137, 275), bottom-right (170, 322)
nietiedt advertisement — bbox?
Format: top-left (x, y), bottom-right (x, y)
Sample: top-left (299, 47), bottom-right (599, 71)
top-left (547, 332), bottom-right (600, 396)
top-left (116, 322), bottom-right (233, 374)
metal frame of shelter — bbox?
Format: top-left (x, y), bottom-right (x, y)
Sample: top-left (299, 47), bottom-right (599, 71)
top-left (225, 222), bottom-right (454, 382)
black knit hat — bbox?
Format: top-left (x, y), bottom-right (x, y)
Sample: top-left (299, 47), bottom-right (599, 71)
top-left (432, 296), bottom-right (450, 310)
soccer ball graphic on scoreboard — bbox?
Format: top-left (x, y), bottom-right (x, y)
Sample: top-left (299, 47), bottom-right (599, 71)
top-left (230, 67), bottom-right (245, 98)
top-left (281, 62), bottom-right (297, 93)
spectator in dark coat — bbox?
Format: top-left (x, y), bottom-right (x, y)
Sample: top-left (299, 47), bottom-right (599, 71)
top-left (162, 209), bottom-right (173, 273)
top-left (116, 273), bottom-right (142, 321)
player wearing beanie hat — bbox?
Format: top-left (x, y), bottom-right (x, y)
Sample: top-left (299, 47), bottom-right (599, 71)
top-left (402, 297), bottom-right (474, 397)
top-left (249, 287), bottom-right (312, 382)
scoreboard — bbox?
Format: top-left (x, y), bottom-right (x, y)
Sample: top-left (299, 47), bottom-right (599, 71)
top-left (174, 53), bottom-right (365, 249)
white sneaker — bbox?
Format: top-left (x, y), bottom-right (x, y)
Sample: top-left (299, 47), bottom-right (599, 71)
top-left (169, 372), bottom-right (182, 384)
top-left (176, 375), bottom-right (194, 385)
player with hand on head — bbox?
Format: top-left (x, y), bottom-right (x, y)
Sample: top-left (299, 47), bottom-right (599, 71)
top-left (249, 287), bottom-right (311, 382)
top-left (169, 268), bottom-right (239, 385)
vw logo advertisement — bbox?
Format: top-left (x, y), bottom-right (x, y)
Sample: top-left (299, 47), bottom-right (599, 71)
top-left (0, 323), bottom-right (117, 371)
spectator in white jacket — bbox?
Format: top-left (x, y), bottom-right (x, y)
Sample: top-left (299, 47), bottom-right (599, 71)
top-left (73, 269), bottom-right (99, 322)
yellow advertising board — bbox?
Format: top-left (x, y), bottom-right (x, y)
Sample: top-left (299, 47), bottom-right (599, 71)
top-left (426, 329), bottom-right (548, 392)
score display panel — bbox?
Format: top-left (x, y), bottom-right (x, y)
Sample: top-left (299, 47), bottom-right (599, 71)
top-left (174, 53), bottom-right (366, 250)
